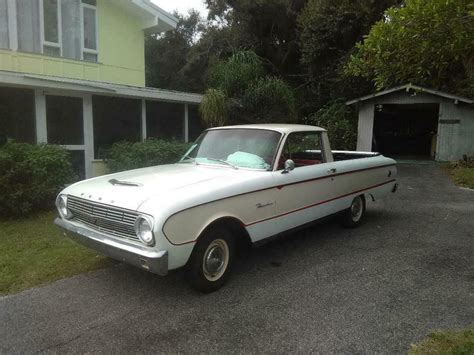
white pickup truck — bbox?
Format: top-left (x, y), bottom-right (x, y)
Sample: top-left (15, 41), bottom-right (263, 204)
top-left (55, 124), bottom-right (398, 292)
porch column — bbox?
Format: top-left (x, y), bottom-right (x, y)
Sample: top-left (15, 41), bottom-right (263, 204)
top-left (184, 103), bottom-right (189, 143)
top-left (141, 99), bottom-right (147, 141)
top-left (83, 95), bottom-right (94, 179)
top-left (356, 103), bottom-right (375, 151)
top-left (34, 90), bottom-right (47, 143)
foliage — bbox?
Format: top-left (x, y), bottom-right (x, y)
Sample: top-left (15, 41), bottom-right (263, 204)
top-left (242, 77), bottom-right (297, 123)
top-left (450, 168), bottom-right (474, 190)
top-left (451, 155), bottom-right (474, 169)
top-left (0, 143), bottom-right (74, 218)
top-left (0, 210), bottom-right (112, 295)
top-left (409, 328), bottom-right (474, 355)
top-left (105, 139), bottom-right (191, 173)
top-left (445, 157), bottom-right (474, 189)
top-left (145, 0), bottom-right (401, 121)
top-left (201, 50), bottom-right (296, 126)
top-left (346, 0), bottom-right (474, 97)
top-left (304, 101), bottom-right (357, 150)
top-left (199, 88), bottom-right (229, 127)
top-left (145, 10), bottom-right (207, 92)
top-left (206, 0), bottom-right (307, 81)
top-left (210, 50), bottom-right (264, 96)
top-left (298, 0), bottom-right (402, 112)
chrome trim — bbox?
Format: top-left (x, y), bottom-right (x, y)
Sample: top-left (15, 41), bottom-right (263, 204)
top-left (67, 195), bottom-right (139, 241)
top-left (55, 218), bottom-right (168, 275)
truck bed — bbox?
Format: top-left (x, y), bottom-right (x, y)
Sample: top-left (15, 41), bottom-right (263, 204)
top-left (332, 150), bottom-right (380, 161)
top-left (294, 150), bottom-right (381, 166)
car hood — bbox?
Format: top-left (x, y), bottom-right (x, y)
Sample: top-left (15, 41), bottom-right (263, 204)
top-left (63, 163), bottom-right (242, 211)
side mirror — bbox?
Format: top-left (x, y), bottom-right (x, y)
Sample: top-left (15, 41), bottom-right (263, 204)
top-left (282, 159), bottom-right (295, 174)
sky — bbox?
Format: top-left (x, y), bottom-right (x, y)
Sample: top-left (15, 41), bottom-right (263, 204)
top-left (151, 0), bottom-right (208, 17)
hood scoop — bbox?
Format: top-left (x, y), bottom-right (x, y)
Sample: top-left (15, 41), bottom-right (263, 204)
top-left (108, 178), bottom-right (143, 187)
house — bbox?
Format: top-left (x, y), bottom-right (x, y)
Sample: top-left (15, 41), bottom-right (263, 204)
top-left (347, 84), bottom-right (474, 161)
top-left (0, 0), bottom-right (203, 179)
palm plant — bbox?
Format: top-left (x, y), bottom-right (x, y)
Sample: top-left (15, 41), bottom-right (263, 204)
top-left (200, 50), bottom-right (297, 127)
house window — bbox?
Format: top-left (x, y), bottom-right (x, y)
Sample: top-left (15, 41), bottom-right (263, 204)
top-left (81, 0), bottom-right (98, 62)
top-left (6, 0), bottom-right (98, 62)
top-left (16, 0), bottom-right (41, 53)
top-left (41, 0), bottom-right (62, 56)
top-left (0, 0), bottom-right (9, 49)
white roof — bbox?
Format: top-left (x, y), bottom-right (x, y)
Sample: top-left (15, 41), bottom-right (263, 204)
top-left (208, 124), bottom-right (326, 134)
top-left (129, 0), bottom-right (178, 33)
top-left (346, 84), bottom-right (474, 105)
top-left (0, 70), bottom-right (203, 104)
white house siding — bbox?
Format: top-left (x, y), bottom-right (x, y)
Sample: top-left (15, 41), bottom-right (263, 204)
top-left (356, 103), bottom-right (374, 151)
top-left (437, 102), bottom-right (474, 161)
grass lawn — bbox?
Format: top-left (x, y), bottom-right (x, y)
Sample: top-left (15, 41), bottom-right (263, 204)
top-left (410, 328), bottom-right (474, 354)
top-left (0, 211), bottom-right (113, 295)
top-left (450, 167), bottom-right (474, 189)
top-left (442, 164), bottom-right (474, 189)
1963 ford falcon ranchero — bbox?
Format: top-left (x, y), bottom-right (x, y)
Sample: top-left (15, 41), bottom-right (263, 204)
top-left (55, 124), bottom-right (397, 292)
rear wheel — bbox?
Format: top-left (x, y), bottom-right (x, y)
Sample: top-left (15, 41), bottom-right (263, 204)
top-left (186, 226), bottom-right (235, 293)
top-left (341, 195), bottom-right (366, 228)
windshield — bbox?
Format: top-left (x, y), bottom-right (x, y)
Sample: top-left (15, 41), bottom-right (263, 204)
top-left (180, 129), bottom-right (282, 170)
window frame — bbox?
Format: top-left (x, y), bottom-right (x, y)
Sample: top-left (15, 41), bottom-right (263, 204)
top-left (80, 1), bottom-right (98, 61)
top-left (276, 131), bottom-right (327, 170)
top-left (39, 0), bottom-right (62, 56)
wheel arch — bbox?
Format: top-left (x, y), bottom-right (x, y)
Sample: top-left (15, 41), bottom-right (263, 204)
top-left (195, 216), bottom-right (252, 252)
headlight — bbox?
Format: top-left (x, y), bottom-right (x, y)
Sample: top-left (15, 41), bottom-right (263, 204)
top-left (56, 194), bottom-right (72, 219)
top-left (135, 216), bottom-right (155, 246)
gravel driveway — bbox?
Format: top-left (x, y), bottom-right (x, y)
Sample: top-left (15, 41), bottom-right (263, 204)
top-left (1, 163), bottom-right (473, 353)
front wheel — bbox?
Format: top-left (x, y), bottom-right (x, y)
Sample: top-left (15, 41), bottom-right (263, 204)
top-left (341, 195), bottom-right (366, 228)
top-left (186, 226), bottom-right (235, 293)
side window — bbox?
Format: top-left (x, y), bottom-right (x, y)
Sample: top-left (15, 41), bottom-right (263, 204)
top-left (279, 131), bottom-right (325, 169)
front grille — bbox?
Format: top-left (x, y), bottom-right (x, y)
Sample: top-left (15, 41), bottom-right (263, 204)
top-left (67, 195), bottom-right (139, 241)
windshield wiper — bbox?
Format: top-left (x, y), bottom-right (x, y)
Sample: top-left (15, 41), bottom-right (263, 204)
top-left (206, 158), bottom-right (238, 170)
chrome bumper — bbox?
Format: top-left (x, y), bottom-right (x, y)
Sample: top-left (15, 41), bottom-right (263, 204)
top-left (55, 218), bottom-right (168, 275)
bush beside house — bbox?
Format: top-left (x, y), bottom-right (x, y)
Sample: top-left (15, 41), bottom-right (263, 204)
top-left (105, 139), bottom-right (191, 173)
top-left (0, 143), bottom-right (74, 218)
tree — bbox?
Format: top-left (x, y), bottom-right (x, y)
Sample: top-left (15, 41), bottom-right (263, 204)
top-left (303, 100), bottom-right (357, 150)
top-left (206, 0), bottom-right (307, 81)
top-left (346, 0), bottom-right (474, 97)
top-left (298, 0), bottom-right (402, 111)
top-left (199, 50), bottom-right (297, 126)
top-left (145, 10), bottom-right (206, 92)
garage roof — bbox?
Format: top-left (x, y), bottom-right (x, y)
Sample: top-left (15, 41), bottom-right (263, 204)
top-left (346, 84), bottom-right (474, 106)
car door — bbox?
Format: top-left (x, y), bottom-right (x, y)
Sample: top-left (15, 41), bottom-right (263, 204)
top-left (271, 131), bottom-right (339, 233)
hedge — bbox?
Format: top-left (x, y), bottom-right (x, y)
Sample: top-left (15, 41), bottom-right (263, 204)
top-left (105, 139), bottom-right (191, 173)
top-left (0, 143), bottom-right (74, 217)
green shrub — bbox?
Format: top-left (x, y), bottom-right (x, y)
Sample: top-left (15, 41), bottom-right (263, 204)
top-left (304, 100), bottom-right (357, 150)
top-left (242, 77), bottom-right (297, 124)
top-left (0, 143), bottom-right (74, 218)
top-left (105, 139), bottom-right (191, 173)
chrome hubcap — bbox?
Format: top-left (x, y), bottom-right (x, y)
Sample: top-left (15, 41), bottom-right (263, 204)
top-left (351, 197), bottom-right (363, 222)
top-left (202, 239), bottom-right (229, 281)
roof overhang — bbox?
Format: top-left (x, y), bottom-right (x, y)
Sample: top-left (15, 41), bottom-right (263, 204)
top-left (346, 84), bottom-right (474, 106)
top-left (126, 0), bottom-right (178, 34)
top-left (0, 70), bottom-right (203, 104)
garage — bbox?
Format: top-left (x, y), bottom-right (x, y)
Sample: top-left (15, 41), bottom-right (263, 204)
top-left (347, 84), bottom-right (474, 161)
top-left (373, 103), bottom-right (439, 158)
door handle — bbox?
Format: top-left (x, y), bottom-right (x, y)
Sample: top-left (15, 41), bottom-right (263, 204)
top-left (327, 168), bottom-right (337, 174)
